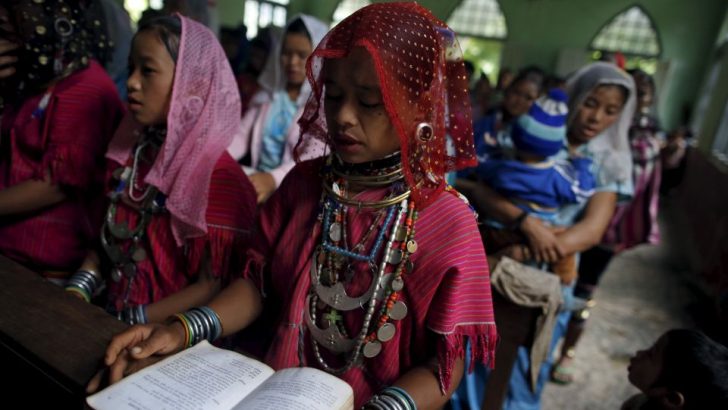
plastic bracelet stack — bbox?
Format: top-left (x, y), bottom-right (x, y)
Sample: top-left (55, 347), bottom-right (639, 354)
top-left (173, 306), bottom-right (223, 348)
top-left (363, 386), bottom-right (417, 410)
top-left (119, 305), bottom-right (148, 325)
top-left (65, 269), bottom-right (101, 302)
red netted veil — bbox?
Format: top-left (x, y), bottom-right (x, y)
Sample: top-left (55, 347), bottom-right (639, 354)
top-left (297, 2), bottom-right (476, 209)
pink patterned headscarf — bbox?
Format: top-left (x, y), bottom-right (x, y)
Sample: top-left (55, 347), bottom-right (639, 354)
top-left (106, 15), bottom-right (241, 246)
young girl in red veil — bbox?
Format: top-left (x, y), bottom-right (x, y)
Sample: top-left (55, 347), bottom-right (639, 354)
top-left (92, 4), bottom-right (497, 408)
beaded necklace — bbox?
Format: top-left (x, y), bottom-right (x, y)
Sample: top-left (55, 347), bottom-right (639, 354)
top-left (101, 127), bottom-right (166, 309)
top-left (304, 154), bottom-right (420, 374)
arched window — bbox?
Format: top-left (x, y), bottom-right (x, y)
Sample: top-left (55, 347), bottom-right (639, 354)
top-left (244, 0), bottom-right (288, 38)
top-left (447, 0), bottom-right (507, 40)
top-left (330, 0), bottom-right (371, 28)
top-left (591, 5), bottom-right (660, 57)
top-left (446, 0), bottom-right (507, 82)
top-left (590, 5), bottom-right (661, 73)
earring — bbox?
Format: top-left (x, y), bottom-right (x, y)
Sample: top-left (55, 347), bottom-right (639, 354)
top-left (415, 122), bottom-right (433, 143)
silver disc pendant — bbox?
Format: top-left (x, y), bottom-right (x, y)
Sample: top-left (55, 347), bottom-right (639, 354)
top-left (106, 245), bottom-right (123, 264)
top-left (329, 222), bottom-right (342, 242)
top-left (377, 323), bottom-right (396, 342)
top-left (388, 249), bottom-right (402, 265)
top-left (390, 301), bottom-right (408, 320)
top-left (123, 263), bottom-right (137, 278)
top-left (132, 247), bottom-right (147, 262)
top-left (108, 222), bottom-right (131, 239)
top-left (406, 240), bottom-right (418, 254)
top-left (391, 277), bottom-right (404, 291)
top-left (363, 340), bottom-right (382, 358)
top-left (111, 268), bottom-right (123, 283)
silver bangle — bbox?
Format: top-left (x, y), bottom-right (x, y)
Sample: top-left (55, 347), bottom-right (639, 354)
top-left (77, 268), bottom-right (102, 284)
top-left (382, 387), bottom-right (416, 410)
top-left (362, 397), bottom-right (388, 410)
top-left (119, 305), bottom-right (147, 325)
top-left (378, 394), bottom-right (402, 410)
top-left (65, 270), bottom-right (99, 297)
top-left (198, 306), bottom-right (222, 340)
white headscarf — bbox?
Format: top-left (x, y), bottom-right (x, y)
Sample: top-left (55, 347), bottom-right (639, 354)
top-left (566, 62), bottom-right (636, 185)
top-left (255, 14), bottom-right (329, 107)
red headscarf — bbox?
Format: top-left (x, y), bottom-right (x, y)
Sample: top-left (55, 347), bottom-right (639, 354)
top-left (297, 2), bottom-right (476, 209)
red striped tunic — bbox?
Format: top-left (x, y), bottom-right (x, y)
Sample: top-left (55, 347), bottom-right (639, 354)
top-left (106, 152), bottom-right (256, 312)
top-left (0, 61), bottom-right (124, 275)
top-left (244, 158), bottom-right (497, 407)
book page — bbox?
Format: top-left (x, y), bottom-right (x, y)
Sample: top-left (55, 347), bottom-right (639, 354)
top-left (233, 367), bottom-right (354, 410)
top-left (87, 341), bottom-right (274, 410)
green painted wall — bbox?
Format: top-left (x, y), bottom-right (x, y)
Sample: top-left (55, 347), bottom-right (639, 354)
top-left (490, 0), bottom-right (727, 130)
top-left (216, 0), bottom-right (727, 130)
top-left (217, 1), bottom-right (245, 26)
top-left (694, 14), bottom-right (728, 158)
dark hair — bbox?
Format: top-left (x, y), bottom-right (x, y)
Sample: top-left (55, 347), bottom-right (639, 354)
top-left (629, 68), bottom-right (656, 103)
top-left (463, 60), bottom-right (475, 75)
top-left (497, 67), bottom-right (513, 86)
top-left (506, 66), bottom-right (546, 95)
top-left (659, 329), bottom-right (728, 410)
top-left (628, 68), bottom-right (655, 88)
top-left (544, 74), bottom-right (566, 90)
top-left (136, 15), bottom-right (182, 62)
top-left (595, 83), bottom-right (630, 108)
top-left (285, 17), bottom-right (311, 42)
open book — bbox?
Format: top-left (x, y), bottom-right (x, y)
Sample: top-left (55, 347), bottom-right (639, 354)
top-left (87, 340), bottom-right (354, 410)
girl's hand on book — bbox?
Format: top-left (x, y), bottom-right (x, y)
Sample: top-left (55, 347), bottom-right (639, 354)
top-left (87, 322), bottom-right (187, 392)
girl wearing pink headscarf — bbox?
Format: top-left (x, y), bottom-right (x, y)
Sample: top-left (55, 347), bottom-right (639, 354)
top-left (65, 15), bottom-right (256, 326)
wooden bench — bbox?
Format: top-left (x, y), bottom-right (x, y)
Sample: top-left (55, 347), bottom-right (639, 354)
top-left (0, 255), bottom-right (127, 407)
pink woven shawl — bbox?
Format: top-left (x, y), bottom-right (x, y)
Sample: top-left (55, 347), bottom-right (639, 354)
top-left (106, 15), bottom-right (241, 246)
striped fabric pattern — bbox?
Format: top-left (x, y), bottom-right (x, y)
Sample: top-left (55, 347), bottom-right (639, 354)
top-left (0, 61), bottom-right (124, 274)
top-left (244, 158), bottom-right (496, 408)
top-left (106, 152), bottom-right (256, 312)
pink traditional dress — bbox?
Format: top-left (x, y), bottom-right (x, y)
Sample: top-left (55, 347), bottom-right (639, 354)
top-left (0, 61), bottom-right (124, 276)
top-left (103, 16), bottom-right (256, 315)
top-left (242, 3), bottom-right (497, 407)
top-left (0, 0), bottom-right (121, 279)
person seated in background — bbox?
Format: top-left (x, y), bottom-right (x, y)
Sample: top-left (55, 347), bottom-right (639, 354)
top-left (461, 68), bottom-right (544, 168)
top-left (235, 27), bottom-right (281, 114)
top-left (471, 73), bottom-right (493, 123)
top-left (227, 15), bottom-right (329, 203)
top-left (623, 329), bottom-right (728, 410)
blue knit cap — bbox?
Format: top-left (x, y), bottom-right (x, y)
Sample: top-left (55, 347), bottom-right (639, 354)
top-left (512, 88), bottom-right (569, 157)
